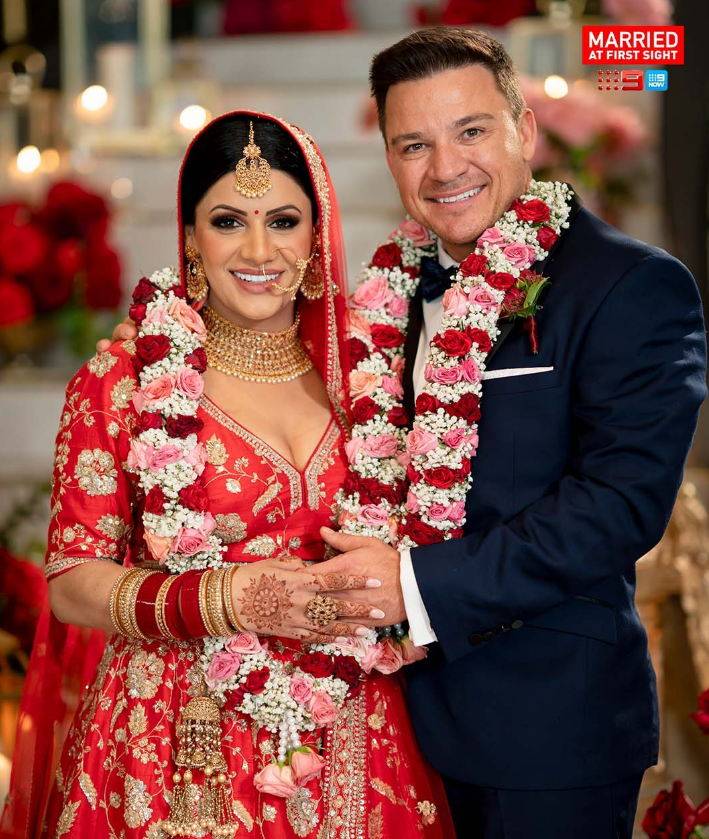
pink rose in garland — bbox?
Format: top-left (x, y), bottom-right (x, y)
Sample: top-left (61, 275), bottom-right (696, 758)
top-left (291, 748), bottom-right (326, 786)
top-left (254, 763), bottom-right (297, 798)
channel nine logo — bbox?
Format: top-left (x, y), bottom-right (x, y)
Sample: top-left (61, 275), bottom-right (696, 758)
top-left (597, 69), bottom-right (669, 91)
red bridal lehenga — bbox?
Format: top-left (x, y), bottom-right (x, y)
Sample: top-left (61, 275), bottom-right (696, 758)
top-left (1, 113), bottom-right (453, 839)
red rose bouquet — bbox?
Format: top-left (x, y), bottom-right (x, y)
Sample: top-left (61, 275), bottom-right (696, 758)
top-left (0, 181), bottom-right (122, 363)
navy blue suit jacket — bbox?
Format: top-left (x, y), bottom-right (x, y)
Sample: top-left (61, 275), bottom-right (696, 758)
top-left (404, 205), bottom-right (707, 790)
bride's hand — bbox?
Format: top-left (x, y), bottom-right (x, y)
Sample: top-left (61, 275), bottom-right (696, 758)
top-left (230, 554), bottom-right (383, 644)
top-left (95, 316), bottom-right (138, 353)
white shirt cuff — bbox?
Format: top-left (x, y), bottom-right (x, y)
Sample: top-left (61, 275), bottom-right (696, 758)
top-left (399, 547), bottom-right (437, 645)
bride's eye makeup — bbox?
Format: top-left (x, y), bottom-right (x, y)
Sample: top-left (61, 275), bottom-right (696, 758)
top-left (268, 214), bottom-right (300, 231)
top-left (210, 213), bottom-right (242, 230)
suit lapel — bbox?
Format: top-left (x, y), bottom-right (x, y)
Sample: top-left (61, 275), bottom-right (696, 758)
top-left (403, 286), bottom-right (423, 420)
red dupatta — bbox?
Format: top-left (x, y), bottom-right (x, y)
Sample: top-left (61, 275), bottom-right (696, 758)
top-left (1, 110), bottom-right (352, 838)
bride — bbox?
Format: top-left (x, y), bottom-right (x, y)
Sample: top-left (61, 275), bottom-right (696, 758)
top-left (1, 111), bottom-right (453, 839)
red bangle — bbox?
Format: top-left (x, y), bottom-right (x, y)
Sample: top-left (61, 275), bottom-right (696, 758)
top-left (177, 570), bottom-right (208, 637)
top-left (134, 572), bottom-right (166, 638)
top-left (162, 574), bottom-right (190, 640)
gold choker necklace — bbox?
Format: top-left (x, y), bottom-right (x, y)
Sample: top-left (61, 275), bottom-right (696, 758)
top-left (202, 306), bottom-right (313, 383)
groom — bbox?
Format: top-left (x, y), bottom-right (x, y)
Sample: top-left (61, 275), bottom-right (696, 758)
top-left (317, 26), bottom-right (707, 838)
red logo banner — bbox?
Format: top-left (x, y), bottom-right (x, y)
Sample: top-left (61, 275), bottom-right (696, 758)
top-left (582, 26), bottom-right (684, 65)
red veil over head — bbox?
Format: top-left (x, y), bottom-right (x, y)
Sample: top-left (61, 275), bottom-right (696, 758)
top-left (1, 111), bottom-right (352, 838)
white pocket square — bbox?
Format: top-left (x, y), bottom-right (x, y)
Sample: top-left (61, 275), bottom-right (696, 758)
top-left (482, 366), bottom-right (554, 381)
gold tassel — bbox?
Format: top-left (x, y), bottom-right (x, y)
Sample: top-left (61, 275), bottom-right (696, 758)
top-left (159, 696), bottom-right (240, 837)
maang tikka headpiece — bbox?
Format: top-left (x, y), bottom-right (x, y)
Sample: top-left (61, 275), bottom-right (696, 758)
top-left (234, 120), bottom-right (272, 199)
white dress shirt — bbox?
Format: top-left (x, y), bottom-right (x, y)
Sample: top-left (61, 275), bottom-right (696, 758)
top-left (398, 241), bottom-right (458, 646)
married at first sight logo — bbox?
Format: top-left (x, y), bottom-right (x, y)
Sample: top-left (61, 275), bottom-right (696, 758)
top-left (584, 26), bottom-right (681, 94)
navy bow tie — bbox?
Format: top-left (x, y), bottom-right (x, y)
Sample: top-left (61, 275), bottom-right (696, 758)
top-left (419, 256), bottom-right (458, 302)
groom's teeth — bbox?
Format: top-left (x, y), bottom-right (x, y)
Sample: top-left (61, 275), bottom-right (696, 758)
top-left (232, 272), bottom-right (278, 283)
top-left (434, 186), bottom-right (482, 204)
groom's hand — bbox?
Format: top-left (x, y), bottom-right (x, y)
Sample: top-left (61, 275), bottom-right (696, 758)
top-left (318, 527), bottom-right (406, 626)
top-left (95, 316), bottom-right (138, 353)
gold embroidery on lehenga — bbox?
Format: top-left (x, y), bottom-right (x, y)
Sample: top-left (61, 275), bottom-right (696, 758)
top-left (124, 774), bottom-right (153, 828)
top-left (111, 376), bottom-right (136, 410)
top-left (367, 803), bottom-right (384, 839)
top-left (125, 649), bottom-right (165, 700)
top-left (79, 772), bottom-right (98, 809)
top-left (243, 535), bottom-right (278, 557)
top-left (55, 800), bottom-right (81, 836)
top-left (206, 434), bottom-right (229, 466)
top-left (304, 421), bottom-right (340, 511)
top-left (319, 691), bottom-right (367, 839)
top-left (286, 787), bottom-right (320, 836)
top-left (213, 512), bottom-right (247, 544)
top-left (74, 448), bottom-right (118, 496)
top-left (263, 803), bottom-right (277, 823)
top-left (88, 352), bottom-right (118, 377)
top-left (97, 514), bottom-right (131, 541)
top-left (416, 801), bottom-right (438, 827)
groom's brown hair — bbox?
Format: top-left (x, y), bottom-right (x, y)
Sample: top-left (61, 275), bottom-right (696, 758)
top-left (370, 27), bottom-right (525, 138)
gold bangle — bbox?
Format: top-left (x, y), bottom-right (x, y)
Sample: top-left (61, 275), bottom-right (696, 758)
top-left (223, 565), bottom-right (246, 632)
top-left (109, 568), bottom-right (133, 635)
top-left (154, 574), bottom-right (178, 640)
top-left (118, 568), bottom-right (157, 640)
top-left (207, 568), bottom-right (234, 637)
top-left (198, 571), bottom-right (219, 637)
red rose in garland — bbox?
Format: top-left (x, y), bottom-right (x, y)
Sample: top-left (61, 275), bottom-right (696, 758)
top-left (511, 197), bottom-right (550, 224)
top-left (423, 466), bottom-right (458, 489)
top-left (415, 393), bottom-right (440, 414)
top-left (352, 396), bottom-right (378, 424)
top-left (486, 272), bottom-right (516, 291)
top-left (349, 337), bottom-right (369, 364)
top-left (185, 347), bottom-right (208, 372)
top-left (537, 225), bottom-right (559, 251)
top-left (371, 242), bottom-right (402, 269)
top-left (244, 667), bottom-right (270, 694)
top-left (460, 252), bottom-right (488, 277)
top-left (466, 328), bottom-right (493, 353)
top-left (299, 652), bottom-right (335, 678)
top-left (334, 655), bottom-right (361, 687)
top-left (135, 334), bottom-right (172, 365)
top-left (433, 328), bottom-right (473, 358)
top-left (403, 516), bottom-right (446, 545)
top-left (132, 277), bottom-right (158, 305)
top-left (166, 414), bottom-right (204, 438)
top-left (145, 485), bottom-right (168, 515)
top-left (178, 484), bottom-right (210, 511)
top-left (387, 406), bottom-right (409, 426)
top-left (370, 323), bottom-right (405, 349)
top-left (135, 411), bottom-right (163, 433)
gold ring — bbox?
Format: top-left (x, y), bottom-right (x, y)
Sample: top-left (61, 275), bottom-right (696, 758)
top-left (306, 594), bottom-right (339, 628)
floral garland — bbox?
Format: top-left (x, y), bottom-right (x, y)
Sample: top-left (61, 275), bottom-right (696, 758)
top-left (125, 267), bottom-right (419, 797)
top-left (337, 180), bottom-right (573, 547)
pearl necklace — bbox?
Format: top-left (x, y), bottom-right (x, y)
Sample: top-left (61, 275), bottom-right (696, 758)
top-left (202, 305), bottom-right (313, 383)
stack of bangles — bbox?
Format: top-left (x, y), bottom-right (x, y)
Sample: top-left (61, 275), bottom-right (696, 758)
top-left (109, 566), bottom-right (246, 640)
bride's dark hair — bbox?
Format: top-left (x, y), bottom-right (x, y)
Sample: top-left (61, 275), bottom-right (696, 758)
top-left (180, 114), bottom-right (318, 224)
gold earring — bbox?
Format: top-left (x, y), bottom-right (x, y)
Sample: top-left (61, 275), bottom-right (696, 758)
top-left (300, 234), bottom-right (324, 301)
top-left (184, 245), bottom-right (209, 302)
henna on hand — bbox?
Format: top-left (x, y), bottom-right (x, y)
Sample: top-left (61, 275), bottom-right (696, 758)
top-left (238, 573), bottom-right (294, 631)
top-left (310, 572), bottom-right (371, 591)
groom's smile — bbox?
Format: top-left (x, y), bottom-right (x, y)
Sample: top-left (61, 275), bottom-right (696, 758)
top-left (383, 64), bottom-right (537, 262)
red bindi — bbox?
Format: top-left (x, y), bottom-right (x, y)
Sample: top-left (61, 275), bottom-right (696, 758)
top-left (254, 209), bottom-right (259, 215)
